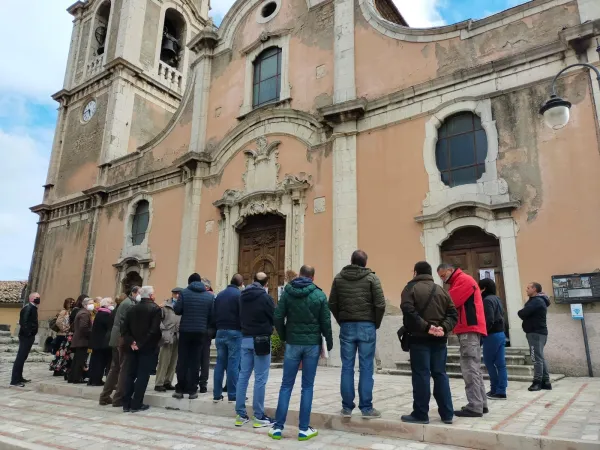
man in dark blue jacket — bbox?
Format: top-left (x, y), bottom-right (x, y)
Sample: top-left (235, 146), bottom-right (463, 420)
top-left (235, 272), bottom-right (275, 428)
top-left (212, 274), bottom-right (244, 403)
top-left (173, 273), bottom-right (214, 399)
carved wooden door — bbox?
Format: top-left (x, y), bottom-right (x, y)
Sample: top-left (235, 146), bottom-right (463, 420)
top-left (238, 214), bottom-right (286, 302)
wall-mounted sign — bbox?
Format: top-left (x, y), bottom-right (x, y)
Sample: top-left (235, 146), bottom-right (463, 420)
top-left (479, 269), bottom-right (495, 282)
top-left (570, 304), bottom-right (584, 320)
top-left (552, 273), bottom-right (600, 304)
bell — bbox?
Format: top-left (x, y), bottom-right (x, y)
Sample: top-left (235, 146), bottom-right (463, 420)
top-left (161, 36), bottom-right (178, 61)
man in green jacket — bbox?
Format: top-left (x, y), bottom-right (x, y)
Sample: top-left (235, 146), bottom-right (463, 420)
top-left (269, 265), bottom-right (333, 442)
top-left (328, 250), bottom-right (386, 419)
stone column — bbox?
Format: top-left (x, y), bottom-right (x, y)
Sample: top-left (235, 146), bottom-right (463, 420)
top-left (334, 0), bottom-right (356, 103)
top-left (63, 15), bottom-right (82, 90)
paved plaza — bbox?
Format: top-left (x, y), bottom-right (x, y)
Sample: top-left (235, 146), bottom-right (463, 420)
top-left (1, 362), bottom-right (598, 449)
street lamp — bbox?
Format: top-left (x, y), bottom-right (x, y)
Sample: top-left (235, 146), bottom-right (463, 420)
top-left (540, 41), bottom-right (600, 130)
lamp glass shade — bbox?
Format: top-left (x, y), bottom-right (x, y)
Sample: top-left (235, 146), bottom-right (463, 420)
top-left (543, 105), bottom-right (570, 130)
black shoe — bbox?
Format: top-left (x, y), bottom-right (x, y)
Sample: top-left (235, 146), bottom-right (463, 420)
top-left (154, 386), bottom-right (166, 392)
top-left (172, 392), bottom-right (184, 399)
top-left (131, 404), bottom-right (150, 413)
top-left (401, 414), bottom-right (429, 424)
top-left (189, 393), bottom-right (199, 400)
top-left (20, 378), bottom-right (31, 383)
top-left (455, 409), bottom-right (483, 418)
top-left (483, 407), bottom-right (489, 414)
top-left (200, 386), bottom-right (208, 394)
top-left (112, 402), bottom-right (123, 408)
top-left (223, 384), bottom-right (227, 392)
top-left (541, 380), bottom-right (552, 390)
top-left (213, 395), bottom-right (224, 404)
top-left (528, 382), bottom-right (542, 392)
top-left (442, 418), bottom-right (453, 425)
top-left (10, 382), bottom-right (25, 388)
top-left (123, 406), bottom-right (131, 413)
top-left (487, 393), bottom-right (507, 400)
top-left (164, 383), bottom-right (176, 391)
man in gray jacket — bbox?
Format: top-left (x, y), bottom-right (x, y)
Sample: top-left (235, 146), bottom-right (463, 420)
top-left (99, 286), bottom-right (139, 406)
top-left (329, 250), bottom-right (386, 419)
top-left (155, 287), bottom-right (182, 392)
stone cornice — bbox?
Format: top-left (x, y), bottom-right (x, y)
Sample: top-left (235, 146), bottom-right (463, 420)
top-left (414, 201), bottom-right (520, 224)
top-left (240, 29), bottom-right (293, 56)
top-left (318, 98), bottom-right (367, 126)
top-left (188, 29), bottom-right (220, 53)
top-left (174, 151), bottom-right (213, 169)
top-left (67, 1), bottom-right (85, 16)
top-left (559, 19), bottom-right (600, 52)
top-left (51, 70), bottom-right (112, 105)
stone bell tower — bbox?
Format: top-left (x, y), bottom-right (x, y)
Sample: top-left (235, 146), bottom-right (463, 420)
top-left (44, 0), bottom-right (208, 204)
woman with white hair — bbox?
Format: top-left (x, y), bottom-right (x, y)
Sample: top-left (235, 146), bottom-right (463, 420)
top-left (88, 298), bottom-right (114, 386)
top-left (69, 297), bottom-right (94, 383)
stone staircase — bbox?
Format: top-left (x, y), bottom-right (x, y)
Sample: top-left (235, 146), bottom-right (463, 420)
top-left (0, 326), bottom-right (54, 364)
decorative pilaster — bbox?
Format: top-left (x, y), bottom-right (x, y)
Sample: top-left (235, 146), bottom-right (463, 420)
top-left (80, 188), bottom-right (108, 294)
top-left (334, 0), bottom-right (357, 103)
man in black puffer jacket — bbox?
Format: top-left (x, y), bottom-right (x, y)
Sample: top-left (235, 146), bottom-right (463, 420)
top-left (518, 282), bottom-right (551, 392)
top-left (174, 273), bottom-right (214, 399)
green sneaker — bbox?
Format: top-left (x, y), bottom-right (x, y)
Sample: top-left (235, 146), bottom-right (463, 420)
top-left (268, 426), bottom-right (282, 440)
top-left (298, 426), bottom-right (318, 441)
top-left (253, 415), bottom-right (274, 428)
top-left (235, 414), bottom-right (250, 427)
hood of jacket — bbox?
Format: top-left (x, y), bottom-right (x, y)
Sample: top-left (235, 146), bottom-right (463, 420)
top-left (530, 294), bottom-right (550, 306)
top-left (285, 277), bottom-right (317, 297)
top-left (188, 281), bottom-right (207, 293)
top-left (242, 282), bottom-right (268, 302)
top-left (412, 274), bottom-right (434, 283)
top-left (339, 265), bottom-right (373, 281)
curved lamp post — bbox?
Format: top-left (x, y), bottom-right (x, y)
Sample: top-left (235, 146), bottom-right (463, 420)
top-left (540, 42), bottom-right (600, 130)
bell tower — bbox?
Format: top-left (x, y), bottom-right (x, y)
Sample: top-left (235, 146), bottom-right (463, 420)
top-left (44, 0), bottom-right (208, 203)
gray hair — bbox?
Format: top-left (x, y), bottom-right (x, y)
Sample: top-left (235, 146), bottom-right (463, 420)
top-left (139, 286), bottom-right (154, 299)
top-left (437, 263), bottom-right (454, 271)
top-left (100, 297), bottom-right (113, 308)
top-left (82, 297), bottom-right (92, 308)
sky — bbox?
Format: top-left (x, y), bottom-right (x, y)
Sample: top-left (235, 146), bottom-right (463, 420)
top-left (0, 0), bottom-right (527, 281)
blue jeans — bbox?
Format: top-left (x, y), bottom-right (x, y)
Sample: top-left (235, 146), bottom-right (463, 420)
top-left (213, 330), bottom-right (242, 401)
top-left (274, 344), bottom-right (320, 431)
top-left (235, 336), bottom-right (271, 419)
top-left (483, 332), bottom-right (508, 395)
top-left (339, 322), bottom-right (376, 412)
top-left (409, 342), bottom-right (453, 421)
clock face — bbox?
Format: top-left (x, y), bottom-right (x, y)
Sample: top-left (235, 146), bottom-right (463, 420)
top-left (82, 100), bottom-right (97, 122)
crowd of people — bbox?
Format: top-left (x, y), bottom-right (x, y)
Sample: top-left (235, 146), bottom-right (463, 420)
top-left (10, 249), bottom-right (552, 442)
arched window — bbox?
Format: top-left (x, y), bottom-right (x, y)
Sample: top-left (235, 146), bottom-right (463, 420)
top-left (160, 9), bottom-right (186, 70)
top-left (131, 200), bottom-right (150, 245)
top-left (94, 1), bottom-right (111, 56)
top-left (253, 47), bottom-right (282, 108)
top-left (435, 112), bottom-right (488, 187)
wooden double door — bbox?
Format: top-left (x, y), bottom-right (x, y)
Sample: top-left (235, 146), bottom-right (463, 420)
top-left (238, 214), bottom-right (286, 302)
top-left (440, 227), bottom-right (509, 337)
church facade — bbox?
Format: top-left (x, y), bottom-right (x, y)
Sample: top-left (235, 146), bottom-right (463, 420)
top-left (30, 0), bottom-right (600, 375)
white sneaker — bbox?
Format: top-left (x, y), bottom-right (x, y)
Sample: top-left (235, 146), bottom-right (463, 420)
top-left (298, 426), bottom-right (318, 441)
top-left (235, 415), bottom-right (249, 427)
top-left (268, 426), bottom-right (282, 440)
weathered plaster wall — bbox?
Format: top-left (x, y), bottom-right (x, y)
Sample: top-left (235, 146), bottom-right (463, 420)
top-left (36, 221), bottom-right (90, 319)
top-left (106, 0), bottom-right (123, 62)
top-left (89, 203), bottom-right (125, 297)
top-left (205, 0), bottom-right (334, 147)
top-left (354, 1), bottom-right (580, 100)
top-left (74, 18), bottom-right (92, 85)
top-left (128, 95), bottom-right (174, 153)
top-left (139, 0), bottom-right (161, 71)
top-left (55, 93), bottom-right (108, 198)
top-left (494, 72), bottom-right (600, 376)
top-left (356, 118), bottom-right (429, 304)
top-left (146, 186), bottom-right (185, 296)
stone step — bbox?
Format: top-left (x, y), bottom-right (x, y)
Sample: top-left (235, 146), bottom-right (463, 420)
top-left (0, 324), bottom-right (11, 332)
top-left (0, 330), bottom-right (12, 337)
top-left (378, 368), bottom-right (565, 383)
top-left (446, 354), bottom-right (527, 365)
top-left (0, 354), bottom-right (54, 364)
top-left (0, 345), bottom-right (46, 354)
top-left (395, 361), bottom-right (534, 377)
top-left (447, 346), bottom-right (530, 356)
top-left (0, 336), bottom-right (19, 345)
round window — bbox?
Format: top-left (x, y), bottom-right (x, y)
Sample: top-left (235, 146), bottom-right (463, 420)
top-left (261, 1), bottom-right (277, 18)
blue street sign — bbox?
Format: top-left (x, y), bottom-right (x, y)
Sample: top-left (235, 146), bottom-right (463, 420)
top-left (570, 303), bottom-right (584, 320)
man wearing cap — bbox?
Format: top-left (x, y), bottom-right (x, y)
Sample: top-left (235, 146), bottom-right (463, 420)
top-left (155, 288), bottom-right (182, 392)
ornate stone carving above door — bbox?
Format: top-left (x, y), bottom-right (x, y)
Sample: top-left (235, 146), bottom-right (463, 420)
top-left (243, 137), bottom-right (281, 192)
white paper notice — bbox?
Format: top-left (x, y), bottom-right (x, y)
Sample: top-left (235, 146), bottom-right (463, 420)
top-left (479, 269), bottom-right (495, 282)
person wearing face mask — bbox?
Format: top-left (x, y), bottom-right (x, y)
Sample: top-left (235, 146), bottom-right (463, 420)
top-left (154, 288), bottom-right (182, 392)
top-left (69, 298), bottom-right (94, 384)
top-left (99, 288), bottom-right (138, 406)
top-left (88, 298), bottom-right (115, 386)
top-left (436, 263), bottom-right (488, 418)
top-left (10, 293), bottom-right (40, 387)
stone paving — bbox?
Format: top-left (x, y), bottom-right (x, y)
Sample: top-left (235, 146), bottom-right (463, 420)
top-left (4, 362), bottom-right (600, 449)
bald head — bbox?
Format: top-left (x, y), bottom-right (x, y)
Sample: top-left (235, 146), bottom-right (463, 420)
top-left (29, 292), bottom-right (40, 304)
top-left (299, 265), bottom-right (315, 279)
top-left (254, 272), bottom-right (269, 286)
top-left (230, 273), bottom-right (244, 287)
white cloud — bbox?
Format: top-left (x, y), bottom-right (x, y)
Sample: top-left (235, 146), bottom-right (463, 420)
top-left (392, 0), bottom-right (446, 27)
top-left (210, 0), bottom-right (237, 20)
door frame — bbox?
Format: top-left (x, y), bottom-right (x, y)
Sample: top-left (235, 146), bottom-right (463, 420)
top-left (419, 207), bottom-right (527, 347)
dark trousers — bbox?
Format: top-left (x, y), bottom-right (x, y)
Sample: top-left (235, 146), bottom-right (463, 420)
top-left (100, 341), bottom-right (129, 404)
top-left (52, 335), bottom-right (67, 356)
top-left (176, 332), bottom-right (210, 394)
top-left (88, 348), bottom-right (112, 385)
top-left (409, 342), bottom-right (454, 421)
top-left (69, 347), bottom-right (88, 383)
top-left (123, 349), bottom-right (155, 410)
top-left (11, 335), bottom-right (35, 384)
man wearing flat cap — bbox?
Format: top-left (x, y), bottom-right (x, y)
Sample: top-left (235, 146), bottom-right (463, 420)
top-left (154, 287), bottom-right (182, 392)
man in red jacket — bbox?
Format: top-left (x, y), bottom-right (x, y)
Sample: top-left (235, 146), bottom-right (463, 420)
top-left (437, 264), bottom-right (488, 418)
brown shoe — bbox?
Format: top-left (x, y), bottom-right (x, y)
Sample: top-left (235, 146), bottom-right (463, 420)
top-left (99, 398), bottom-right (112, 406)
